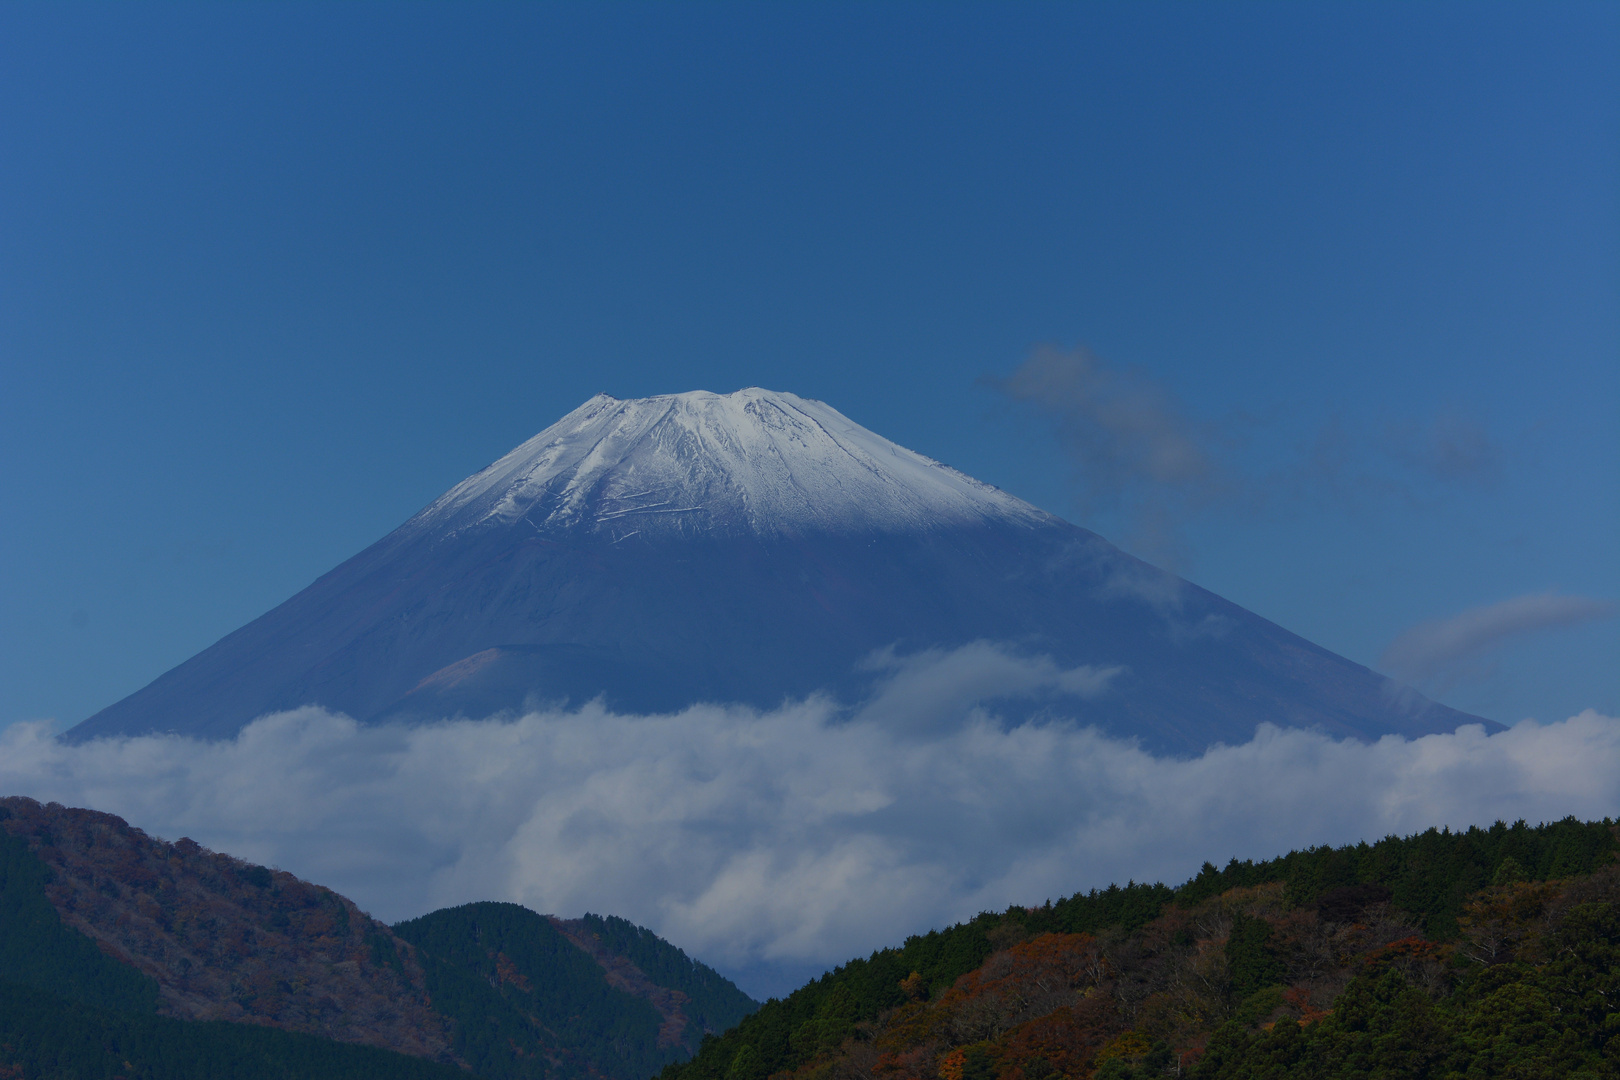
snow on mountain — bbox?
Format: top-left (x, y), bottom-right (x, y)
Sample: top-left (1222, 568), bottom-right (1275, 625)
top-left (411, 389), bottom-right (1051, 541)
top-left (67, 388), bottom-right (1491, 752)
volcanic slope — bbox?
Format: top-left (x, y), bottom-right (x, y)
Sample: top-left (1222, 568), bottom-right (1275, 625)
top-left (71, 388), bottom-right (1485, 753)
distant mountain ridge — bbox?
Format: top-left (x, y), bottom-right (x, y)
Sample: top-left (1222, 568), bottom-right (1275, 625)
top-left (69, 388), bottom-right (1490, 753)
top-left (0, 796), bottom-right (756, 1080)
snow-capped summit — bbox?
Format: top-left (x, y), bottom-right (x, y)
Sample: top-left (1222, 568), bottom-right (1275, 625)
top-left (412, 389), bottom-right (1049, 541)
top-left (69, 389), bottom-right (1490, 752)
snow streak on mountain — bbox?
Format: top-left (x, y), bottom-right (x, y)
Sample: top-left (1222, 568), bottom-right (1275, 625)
top-left (70, 389), bottom-right (1486, 753)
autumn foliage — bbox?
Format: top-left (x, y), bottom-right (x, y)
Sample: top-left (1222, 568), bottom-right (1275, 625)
top-left (0, 795), bottom-right (756, 1080)
top-left (0, 795), bottom-right (450, 1060)
top-left (668, 816), bottom-right (1620, 1080)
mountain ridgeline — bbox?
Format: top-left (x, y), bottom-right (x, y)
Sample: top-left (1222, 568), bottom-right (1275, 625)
top-left (70, 389), bottom-right (1488, 755)
top-left (3, 795), bottom-right (1616, 1078)
top-left (0, 796), bottom-right (756, 1080)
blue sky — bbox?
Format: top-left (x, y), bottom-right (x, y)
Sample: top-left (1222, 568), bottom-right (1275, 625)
top-left (2, 1), bottom-right (1616, 732)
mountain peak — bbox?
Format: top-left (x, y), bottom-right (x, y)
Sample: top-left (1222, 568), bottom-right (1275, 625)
top-left (69, 387), bottom-right (1488, 750)
top-left (409, 388), bottom-right (1051, 541)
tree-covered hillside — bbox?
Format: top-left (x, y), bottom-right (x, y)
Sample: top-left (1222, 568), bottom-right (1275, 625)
top-left (559, 912), bottom-right (759, 1050)
top-left (664, 817), bottom-right (1619, 1080)
top-left (0, 981), bottom-right (468, 1080)
top-left (0, 796), bottom-right (451, 1058)
top-left (0, 804), bottom-right (468, 1080)
top-left (0, 825), bottom-right (159, 1015)
top-left (0, 798), bottom-right (757, 1080)
top-left (9, 792), bottom-right (1614, 1079)
top-left (395, 901), bottom-right (699, 1080)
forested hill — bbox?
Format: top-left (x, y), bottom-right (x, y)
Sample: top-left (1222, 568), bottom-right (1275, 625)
top-left (392, 902), bottom-right (757, 1080)
top-left (0, 799), bottom-right (465, 1080)
top-left (664, 816), bottom-right (1619, 1080)
top-left (0, 795), bottom-right (755, 1080)
top-left (554, 912), bottom-right (760, 1048)
top-left (0, 795), bottom-right (453, 1058)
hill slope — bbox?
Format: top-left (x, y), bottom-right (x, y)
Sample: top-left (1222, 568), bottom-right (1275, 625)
top-left (0, 796), bottom-right (755, 1080)
top-left (392, 903), bottom-right (756, 1080)
top-left (664, 817), bottom-right (1620, 1080)
top-left (0, 799), bottom-right (468, 1080)
top-left (0, 982), bottom-right (468, 1080)
top-left (70, 389), bottom-right (1485, 754)
top-left (552, 913), bottom-right (761, 1055)
top-left (0, 796), bottom-right (452, 1058)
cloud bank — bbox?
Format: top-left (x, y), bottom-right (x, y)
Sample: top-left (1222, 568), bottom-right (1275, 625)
top-left (3, 644), bottom-right (1616, 998)
top-left (1382, 593), bottom-right (1616, 693)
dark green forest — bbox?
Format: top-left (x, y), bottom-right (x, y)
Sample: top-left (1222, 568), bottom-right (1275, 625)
top-left (665, 816), bottom-right (1620, 1080)
top-left (575, 912), bottom-right (758, 1039)
top-left (393, 901), bottom-right (683, 1080)
top-left (1185, 884), bottom-right (1620, 1079)
top-left (0, 826), bottom-right (159, 1016)
top-left (0, 981), bottom-right (466, 1080)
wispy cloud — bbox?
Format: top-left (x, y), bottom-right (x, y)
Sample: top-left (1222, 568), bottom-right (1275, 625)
top-left (4, 643), bottom-right (1615, 998)
top-left (1384, 413), bottom-right (1503, 487)
top-left (990, 347), bottom-right (1224, 510)
top-left (989, 347), bottom-right (1510, 567)
top-left (854, 642), bottom-right (1121, 731)
top-left (1381, 592), bottom-right (1616, 694)
top-left (987, 347), bottom-right (1226, 567)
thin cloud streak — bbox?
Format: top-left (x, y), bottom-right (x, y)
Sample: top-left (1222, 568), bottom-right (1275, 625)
top-left (1, 644), bottom-right (1615, 998)
top-left (989, 347), bottom-right (1225, 567)
top-left (992, 347), bottom-right (1223, 511)
top-left (1385, 413), bottom-right (1504, 486)
top-left (1381, 593), bottom-right (1616, 692)
top-left (990, 347), bottom-right (1511, 568)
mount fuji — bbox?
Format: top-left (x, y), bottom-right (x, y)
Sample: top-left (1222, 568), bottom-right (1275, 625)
top-left (69, 388), bottom-right (1486, 753)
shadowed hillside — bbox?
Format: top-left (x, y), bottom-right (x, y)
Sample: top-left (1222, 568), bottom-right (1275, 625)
top-left (0, 796), bottom-right (755, 1080)
top-left (0, 796), bottom-right (452, 1058)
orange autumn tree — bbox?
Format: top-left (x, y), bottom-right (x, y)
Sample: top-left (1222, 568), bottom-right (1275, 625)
top-left (859, 934), bottom-right (1127, 1080)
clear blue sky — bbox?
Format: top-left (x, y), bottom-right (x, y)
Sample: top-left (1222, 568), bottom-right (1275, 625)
top-left (2, 1), bottom-right (1616, 732)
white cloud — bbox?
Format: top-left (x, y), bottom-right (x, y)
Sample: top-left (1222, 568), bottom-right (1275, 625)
top-left (1381, 592), bottom-right (1615, 692)
top-left (854, 642), bottom-right (1121, 730)
top-left (2, 644), bottom-right (1616, 999)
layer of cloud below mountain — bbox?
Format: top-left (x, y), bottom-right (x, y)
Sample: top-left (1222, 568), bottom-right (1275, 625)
top-left (3, 644), bottom-right (1616, 999)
